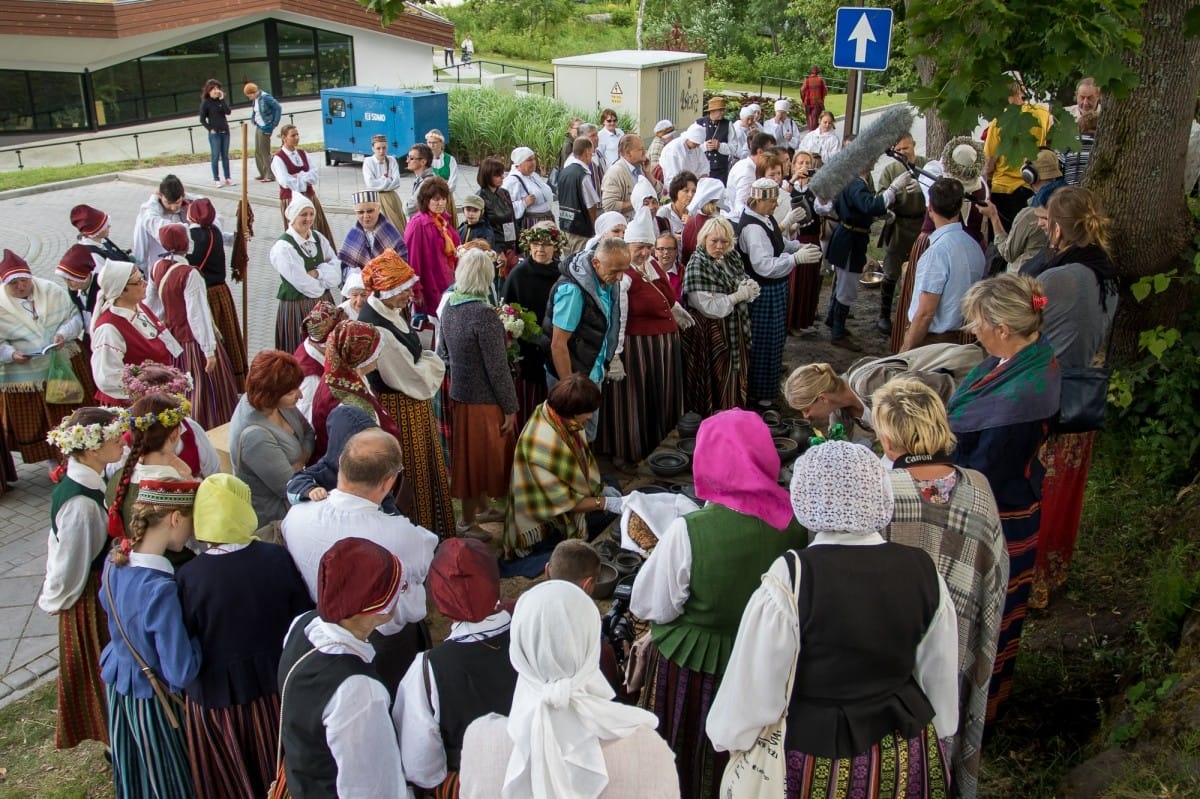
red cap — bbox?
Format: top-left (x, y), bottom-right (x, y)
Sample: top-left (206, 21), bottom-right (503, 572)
top-left (317, 538), bottom-right (404, 622)
top-left (428, 538), bottom-right (500, 622)
top-left (187, 198), bottom-right (216, 227)
top-left (0, 249), bottom-right (33, 284)
top-left (158, 224), bottom-right (190, 254)
top-left (70, 205), bottom-right (109, 237)
top-left (56, 244), bottom-right (96, 282)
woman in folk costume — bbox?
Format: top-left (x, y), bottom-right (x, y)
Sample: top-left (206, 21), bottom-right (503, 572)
top-left (91, 259), bottom-right (181, 405)
top-left (309, 319), bottom-right (398, 459)
top-left (706, 441), bottom-right (959, 799)
top-left (123, 361), bottom-right (221, 479)
top-left (38, 408), bottom-right (126, 750)
top-left (176, 474), bottom-right (314, 799)
top-left (362, 134), bottom-right (408, 231)
top-left (270, 124), bottom-right (335, 246)
top-left (294, 300), bottom-right (346, 425)
top-left (338, 190), bottom-right (407, 281)
top-left (426, 129), bottom-right (459, 226)
top-left (100, 478), bottom-right (203, 799)
top-left (186, 198), bottom-right (247, 392)
top-left (54, 247), bottom-right (103, 402)
top-left (499, 222), bottom-right (563, 429)
top-left (149, 224), bottom-right (238, 429)
top-left (595, 207), bottom-right (689, 467)
top-left (459, 580), bottom-right (678, 799)
top-left (270, 195), bottom-right (341, 356)
top-left (630, 408), bottom-right (807, 799)
top-left (357, 249), bottom-right (455, 540)
top-left (0, 249), bottom-right (86, 464)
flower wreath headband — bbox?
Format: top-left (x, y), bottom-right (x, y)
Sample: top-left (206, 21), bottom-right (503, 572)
top-left (46, 410), bottom-right (128, 454)
top-left (122, 360), bottom-right (193, 400)
top-left (519, 224), bottom-right (564, 253)
top-left (123, 398), bottom-right (192, 432)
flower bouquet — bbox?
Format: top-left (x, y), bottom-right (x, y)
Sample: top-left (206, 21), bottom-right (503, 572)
top-left (497, 302), bottom-right (543, 367)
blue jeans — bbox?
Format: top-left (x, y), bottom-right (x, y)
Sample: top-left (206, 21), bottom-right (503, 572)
top-left (208, 130), bottom-right (230, 180)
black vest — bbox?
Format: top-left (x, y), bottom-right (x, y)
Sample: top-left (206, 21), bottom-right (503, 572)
top-left (784, 544), bottom-right (939, 759)
top-left (425, 631), bottom-right (519, 771)
top-left (698, 117), bottom-right (733, 181)
top-left (735, 213), bottom-right (787, 285)
top-left (278, 611), bottom-right (386, 799)
top-left (357, 302), bottom-right (423, 395)
top-left (556, 163), bottom-right (594, 237)
top-left (187, 227), bottom-right (227, 288)
top-left (542, 265), bottom-right (610, 379)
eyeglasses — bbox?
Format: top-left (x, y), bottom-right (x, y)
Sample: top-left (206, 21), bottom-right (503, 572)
top-left (654, 246), bottom-right (678, 253)
top-left (406, 155), bottom-right (421, 162)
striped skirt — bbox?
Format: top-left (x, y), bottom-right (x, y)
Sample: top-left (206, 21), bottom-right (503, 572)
top-left (378, 190), bottom-right (408, 236)
top-left (206, 284), bottom-right (248, 393)
top-left (275, 291), bottom-right (333, 356)
top-left (0, 388), bottom-right (76, 464)
top-left (107, 685), bottom-right (195, 799)
top-left (513, 373), bottom-right (547, 434)
top-left (748, 281), bottom-right (789, 402)
top-left (682, 314), bottom-right (748, 416)
top-left (595, 332), bottom-right (683, 463)
top-left (638, 641), bottom-right (728, 799)
top-left (784, 723), bottom-right (951, 799)
top-left (987, 502), bottom-right (1041, 724)
top-left (1031, 431), bottom-right (1096, 610)
top-left (378, 391), bottom-right (456, 540)
top-left (787, 235), bottom-right (824, 332)
top-left (0, 428), bottom-right (15, 496)
top-left (450, 401), bottom-right (515, 500)
top-left (56, 570), bottom-right (109, 749)
top-left (185, 693), bottom-right (280, 799)
top-left (173, 340), bottom-right (239, 430)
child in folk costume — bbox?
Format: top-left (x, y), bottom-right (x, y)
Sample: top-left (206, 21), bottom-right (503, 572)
top-left (270, 195), bottom-right (341, 355)
top-left (149, 224), bottom-right (238, 430)
top-left (38, 408), bottom-right (126, 750)
top-left (186, 198), bottom-right (247, 392)
top-left (176, 474), bottom-right (314, 799)
top-left (100, 478), bottom-right (203, 799)
top-left (122, 361), bottom-right (221, 479)
top-left (293, 301), bottom-right (346, 426)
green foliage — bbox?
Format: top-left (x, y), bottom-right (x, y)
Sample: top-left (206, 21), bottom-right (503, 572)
top-left (441, 0), bottom-right (635, 62)
top-left (905, 0), bottom-right (1144, 161)
top-left (1146, 541), bottom-right (1200, 643)
top-left (1109, 673), bottom-right (1182, 745)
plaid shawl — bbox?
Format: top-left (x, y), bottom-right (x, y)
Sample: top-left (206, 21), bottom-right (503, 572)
top-left (947, 338), bottom-right (1060, 434)
top-left (504, 401), bottom-right (601, 559)
top-left (682, 247), bottom-right (751, 372)
top-left (885, 467), bottom-right (1009, 799)
top-left (338, 218), bottom-right (406, 276)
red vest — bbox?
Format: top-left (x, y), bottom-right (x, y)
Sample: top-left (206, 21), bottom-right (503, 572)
top-left (93, 305), bottom-right (173, 402)
top-left (292, 341), bottom-right (324, 379)
top-left (150, 258), bottom-right (197, 345)
top-left (626, 262), bottom-right (678, 337)
top-left (275, 149), bottom-right (316, 202)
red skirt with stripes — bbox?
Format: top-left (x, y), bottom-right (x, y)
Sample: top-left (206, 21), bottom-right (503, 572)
top-left (207, 284), bottom-right (247, 393)
top-left (173, 340), bottom-right (239, 430)
top-left (987, 501), bottom-right (1041, 723)
top-left (56, 570), bottom-right (110, 749)
top-left (186, 693), bottom-right (280, 799)
top-left (784, 722), bottom-right (951, 799)
top-left (0, 389), bottom-right (76, 464)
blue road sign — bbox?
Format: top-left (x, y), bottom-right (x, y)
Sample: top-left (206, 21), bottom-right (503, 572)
top-left (832, 7), bottom-right (894, 72)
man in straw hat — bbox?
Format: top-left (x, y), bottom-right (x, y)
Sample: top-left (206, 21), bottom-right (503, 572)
top-left (697, 95), bottom-right (735, 184)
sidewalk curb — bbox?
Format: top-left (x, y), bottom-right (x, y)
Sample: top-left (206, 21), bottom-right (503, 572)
top-left (0, 669), bottom-right (56, 712)
top-left (0, 173), bottom-right (120, 201)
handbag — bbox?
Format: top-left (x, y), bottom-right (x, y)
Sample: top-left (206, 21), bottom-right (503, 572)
top-left (1052, 329), bottom-right (1114, 434)
top-left (719, 550), bottom-right (802, 799)
top-left (44, 348), bottom-right (85, 405)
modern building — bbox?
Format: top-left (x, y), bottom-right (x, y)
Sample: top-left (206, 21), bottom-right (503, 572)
top-left (0, 0), bottom-right (454, 133)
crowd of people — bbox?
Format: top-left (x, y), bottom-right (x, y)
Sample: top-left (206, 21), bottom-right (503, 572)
top-left (0, 72), bottom-right (1124, 799)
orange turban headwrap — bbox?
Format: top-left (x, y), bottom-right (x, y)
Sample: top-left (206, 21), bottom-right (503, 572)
top-left (361, 248), bottom-right (419, 299)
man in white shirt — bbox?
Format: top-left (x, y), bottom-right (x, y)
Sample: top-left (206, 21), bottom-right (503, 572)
top-left (282, 429), bottom-right (438, 692)
top-left (658, 124), bottom-right (710, 187)
top-left (762, 99), bottom-right (804, 152)
top-left (725, 131), bottom-right (778, 219)
top-left (596, 108), bottom-right (624, 168)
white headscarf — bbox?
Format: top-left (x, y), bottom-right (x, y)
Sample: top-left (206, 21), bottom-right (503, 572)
top-left (91, 258), bottom-right (137, 331)
top-left (688, 177), bottom-right (729, 216)
top-left (285, 194), bottom-right (315, 224)
top-left (584, 211), bottom-right (628, 251)
top-left (502, 581), bottom-right (658, 799)
top-left (623, 207), bottom-right (657, 245)
top-left (630, 175), bottom-right (658, 210)
top-left (789, 440), bottom-right (894, 534)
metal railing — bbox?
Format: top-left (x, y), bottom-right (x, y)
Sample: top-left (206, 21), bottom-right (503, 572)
top-left (434, 59), bottom-right (555, 97)
top-left (757, 74), bottom-right (887, 99)
top-left (0, 111), bottom-right (315, 172)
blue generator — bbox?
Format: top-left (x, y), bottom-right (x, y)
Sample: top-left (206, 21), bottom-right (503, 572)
top-left (320, 87), bottom-right (450, 167)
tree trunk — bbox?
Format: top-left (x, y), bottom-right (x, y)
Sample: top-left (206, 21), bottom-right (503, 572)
top-left (637, 0), bottom-right (646, 49)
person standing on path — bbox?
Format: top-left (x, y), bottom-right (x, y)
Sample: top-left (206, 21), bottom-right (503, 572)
top-left (244, 83), bottom-right (282, 183)
top-left (271, 125), bottom-right (336, 246)
top-left (801, 67), bottom-right (828, 131)
top-left (199, 80), bottom-right (233, 188)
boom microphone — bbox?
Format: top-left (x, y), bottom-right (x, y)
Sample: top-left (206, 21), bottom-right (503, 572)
top-left (809, 106), bottom-right (915, 201)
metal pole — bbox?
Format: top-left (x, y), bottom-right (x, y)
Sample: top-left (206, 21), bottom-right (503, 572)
top-left (133, 134), bottom-right (141, 161)
top-left (852, 70), bottom-right (865, 136)
top-left (75, 142), bottom-right (83, 165)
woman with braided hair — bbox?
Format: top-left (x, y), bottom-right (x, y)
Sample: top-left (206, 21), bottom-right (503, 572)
top-left (100, 478), bottom-right (202, 799)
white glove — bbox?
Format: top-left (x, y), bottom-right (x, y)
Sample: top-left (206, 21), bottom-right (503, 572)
top-left (889, 171), bottom-right (915, 192)
top-left (744, 279), bottom-right (762, 301)
top-left (792, 243), bottom-right (823, 265)
top-left (731, 278), bottom-right (759, 304)
top-left (607, 356), bottom-right (626, 382)
top-left (782, 205), bottom-right (810, 232)
top-left (670, 303), bottom-right (696, 330)
top-left (603, 495), bottom-right (626, 514)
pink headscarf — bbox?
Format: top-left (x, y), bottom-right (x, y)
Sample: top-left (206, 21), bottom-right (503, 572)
top-left (692, 409), bottom-right (793, 530)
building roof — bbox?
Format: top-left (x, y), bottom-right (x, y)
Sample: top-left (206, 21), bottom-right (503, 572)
top-left (552, 50), bottom-right (707, 69)
top-left (0, 0), bottom-right (454, 47)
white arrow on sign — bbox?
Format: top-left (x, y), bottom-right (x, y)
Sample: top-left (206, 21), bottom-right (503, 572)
top-left (849, 12), bottom-right (876, 63)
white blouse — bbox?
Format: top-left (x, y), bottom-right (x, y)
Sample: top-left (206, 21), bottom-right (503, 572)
top-left (269, 230), bottom-right (341, 299)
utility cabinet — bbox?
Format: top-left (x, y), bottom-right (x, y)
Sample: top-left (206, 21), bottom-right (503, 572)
top-left (552, 50), bottom-right (707, 140)
top-left (320, 87), bottom-right (449, 166)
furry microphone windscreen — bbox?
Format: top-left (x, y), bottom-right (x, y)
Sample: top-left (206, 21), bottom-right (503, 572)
top-left (809, 106), bottom-right (915, 201)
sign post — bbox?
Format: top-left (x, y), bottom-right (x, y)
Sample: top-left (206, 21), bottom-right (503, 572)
top-left (833, 7), bottom-right (894, 136)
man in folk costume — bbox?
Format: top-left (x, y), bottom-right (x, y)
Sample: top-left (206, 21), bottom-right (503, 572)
top-left (0, 249), bottom-right (85, 465)
top-left (697, 96), bottom-right (735, 185)
top-left (271, 124), bottom-right (335, 245)
top-left (53, 246), bottom-right (102, 404)
top-left (356, 249), bottom-right (455, 541)
top-left (294, 300), bottom-right (346, 426)
top-left (185, 198), bottom-right (247, 392)
top-left (276, 536), bottom-right (414, 796)
top-left (395, 538), bottom-right (518, 796)
top-left (763, 99), bottom-right (804, 152)
top-left (338, 190), bottom-right (407, 281)
top-left (801, 66), bottom-right (829, 131)
top-left (281, 431), bottom-right (438, 695)
top-left (362, 134), bottom-right (408, 232)
top-left (71, 204), bottom-right (132, 272)
top-left (658, 124), bottom-right (710, 188)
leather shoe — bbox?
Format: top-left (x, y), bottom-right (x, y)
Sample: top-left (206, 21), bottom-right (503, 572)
top-left (876, 317), bottom-right (892, 335)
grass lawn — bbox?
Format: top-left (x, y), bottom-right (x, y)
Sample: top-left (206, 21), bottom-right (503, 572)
top-left (0, 682), bottom-right (113, 799)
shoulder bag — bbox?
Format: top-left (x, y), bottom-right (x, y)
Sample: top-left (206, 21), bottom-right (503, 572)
top-left (719, 550), bottom-right (801, 799)
top-left (1053, 328), bottom-right (1114, 434)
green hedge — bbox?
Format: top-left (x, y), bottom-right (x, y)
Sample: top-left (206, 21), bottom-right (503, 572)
top-left (447, 88), bottom-right (635, 172)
